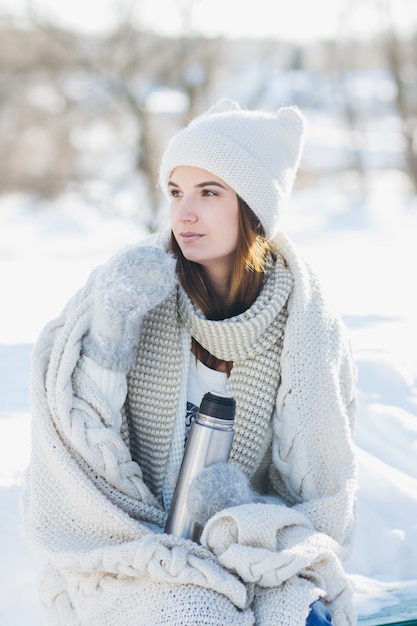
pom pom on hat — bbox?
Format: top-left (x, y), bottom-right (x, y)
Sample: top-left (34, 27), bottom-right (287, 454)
top-left (159, 99), bottom-right (305, 238)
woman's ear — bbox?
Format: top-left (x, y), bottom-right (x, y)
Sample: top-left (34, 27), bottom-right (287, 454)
top-left (205, 98), bottom-right (242, 116)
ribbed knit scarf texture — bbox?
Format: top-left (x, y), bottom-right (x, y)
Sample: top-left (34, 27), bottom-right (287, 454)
top-left (126, 254), bottom-right (293, 509)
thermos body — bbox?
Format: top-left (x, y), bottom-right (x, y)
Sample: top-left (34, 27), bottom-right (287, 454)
top-left (164, 391), bottom-right (236, 543)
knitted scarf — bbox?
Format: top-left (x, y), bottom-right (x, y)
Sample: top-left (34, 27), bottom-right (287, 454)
top-left (126, 253), bottom-right (293, 509)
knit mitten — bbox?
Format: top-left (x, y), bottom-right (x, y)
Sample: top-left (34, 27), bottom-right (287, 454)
top-left (83, 245), bottom-right (177, 372)
top-left (186, 462), bottom-right (258, 528)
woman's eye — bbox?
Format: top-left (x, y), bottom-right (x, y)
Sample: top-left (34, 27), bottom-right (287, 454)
top-left (202, 189), bottom-right (217, 197)
top-left (169, 189), bottom-right (182, 198)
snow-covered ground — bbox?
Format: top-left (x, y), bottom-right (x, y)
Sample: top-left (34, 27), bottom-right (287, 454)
top-left (1, 166), bottom-right (416, 624)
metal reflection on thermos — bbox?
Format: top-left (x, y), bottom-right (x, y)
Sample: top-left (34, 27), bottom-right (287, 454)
top-left (164, 390), bottom-right (236, 543)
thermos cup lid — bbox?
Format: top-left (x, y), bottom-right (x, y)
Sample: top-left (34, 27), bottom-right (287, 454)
top-left (199, 391), bottom-right (236, 421)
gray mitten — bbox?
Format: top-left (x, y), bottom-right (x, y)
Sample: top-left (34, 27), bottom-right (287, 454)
top-left (186, 462), bottom-right (258, 528)
top-left (83, 245), bottom-right (177, 372)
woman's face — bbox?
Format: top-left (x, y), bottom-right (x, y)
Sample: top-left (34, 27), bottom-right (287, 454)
top-left (169, 166), bottom-right (240, 283)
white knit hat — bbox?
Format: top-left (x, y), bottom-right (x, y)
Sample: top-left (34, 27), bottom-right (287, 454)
top-left (159, 99), bottom-right (305, 239)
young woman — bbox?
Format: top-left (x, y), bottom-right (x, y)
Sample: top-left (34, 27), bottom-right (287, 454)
top-left (24, 100), bottom-right (357, 626)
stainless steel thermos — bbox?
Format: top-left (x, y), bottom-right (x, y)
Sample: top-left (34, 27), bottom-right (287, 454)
top-left (164, 390), bottom-right (236, 543)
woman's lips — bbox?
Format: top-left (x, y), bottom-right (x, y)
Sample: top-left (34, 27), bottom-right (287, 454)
top-left (179, 232), bottom-right (204, 243)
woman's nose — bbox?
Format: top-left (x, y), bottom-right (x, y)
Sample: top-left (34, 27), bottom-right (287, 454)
top-left (176, 196), bottom-right (197, 222)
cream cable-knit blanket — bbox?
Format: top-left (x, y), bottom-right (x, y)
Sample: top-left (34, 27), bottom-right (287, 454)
top-left (24, 231), bottom-right (357, 626)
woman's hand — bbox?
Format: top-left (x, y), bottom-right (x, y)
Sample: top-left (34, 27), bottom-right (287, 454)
top-left (83, 245), bottom-right (177, 371)
top-left (187, 462), bottom-right (257, 528)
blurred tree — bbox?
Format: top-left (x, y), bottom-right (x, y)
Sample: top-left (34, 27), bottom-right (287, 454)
top-left (0, 0), bottom-right (221, 228)
top-left (2, 0), bottom-right (416, 223)
top-left (332, 0), bottom-right (371, 193)
top-left (77, 0), bottom-right (221, 227)
top-left (0, 24), bottom-right (78, 196)
top-left (379, 0), bottom-right (417, 192)
top-left (329, 0), bottom-right (417, 194)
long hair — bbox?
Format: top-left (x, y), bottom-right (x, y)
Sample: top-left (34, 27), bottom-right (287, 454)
top-left (169, 196), bottom-right (275, 373)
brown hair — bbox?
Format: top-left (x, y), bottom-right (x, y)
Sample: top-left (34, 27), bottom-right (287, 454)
top-left (169, 196), bottom-right (274, 374)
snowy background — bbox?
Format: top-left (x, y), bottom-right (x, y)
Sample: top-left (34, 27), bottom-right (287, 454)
top-left (1, 108), bottom-right (417, 625)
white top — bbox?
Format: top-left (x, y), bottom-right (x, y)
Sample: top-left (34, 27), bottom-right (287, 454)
top-left (187, 352), bottom-right (228, 406)
top-left (185, 353), bottom-right (228, 438)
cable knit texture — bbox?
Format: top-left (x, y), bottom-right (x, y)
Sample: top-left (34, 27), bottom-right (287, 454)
top-left (23, 232), bottom-right (357, 626)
